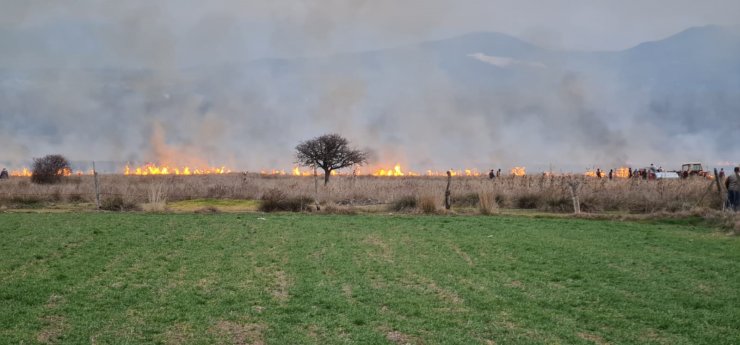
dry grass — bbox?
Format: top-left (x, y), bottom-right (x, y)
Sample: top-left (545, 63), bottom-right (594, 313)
top-left (478, 187), bottom-right (498, 215)
top-left (141, 183), bottom-right (167, 212)
top-left (0, 174), bottom-right (725, 215)
top-left (418, 194), bottom-right (438, 214)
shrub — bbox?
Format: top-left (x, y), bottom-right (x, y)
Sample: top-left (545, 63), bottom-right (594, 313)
top-left (31, 154), bottom-right (70, 185)
top-left (478, 190), bottom-right (498, 215)
top-left (452, 193), bottom-right (479, 207)
top-left (259, 188), bottom-right (313, 212)
top-left (388, 195), bottom-right (417, 212)
top-left (541, 195), bottom-right (572, 212)
top-left (206, 185), bottom-right (230, 198)
top-left (515, 193), bottom-right (541, 209)
top-left (7, 196), bottom-right (43, 209)
top-left (65, 193), bottom-right (85, 203)
top-left (100, 196), bottom-right (139, 211)
top-left (142, 184), bottom-right (167, 212)
top-left (419, 195), bottom-right (438, 214)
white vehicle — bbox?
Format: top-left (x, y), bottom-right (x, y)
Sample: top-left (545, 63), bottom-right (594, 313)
top-left (655, 171), bottom-right (680, 179)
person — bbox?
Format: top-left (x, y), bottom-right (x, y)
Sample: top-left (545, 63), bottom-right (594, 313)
top-left (608, 169), bottom-right (613, 180)
top-left (719, 168), bottom-right (725, 180)
top-left (596, 168), bottom-right (602, 178)
top-left (488, 169), bottom-right (495, 180)
top-left (496, 169), bottom-right (501, 178)
top-left (0, 168), bottom-right (8, 179)
top-left (725, 167), bottom-right (740, 212)
top-left (628, 167), bottom-right (633, 178)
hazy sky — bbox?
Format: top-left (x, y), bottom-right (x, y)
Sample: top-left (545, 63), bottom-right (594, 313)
top-left (1, 1), bottom-right (738, 171)
top-left (2, 0), bottom-right (740, 68)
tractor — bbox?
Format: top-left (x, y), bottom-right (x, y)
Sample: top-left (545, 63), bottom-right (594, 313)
top-left (680, 162), bottom-right (711, 179)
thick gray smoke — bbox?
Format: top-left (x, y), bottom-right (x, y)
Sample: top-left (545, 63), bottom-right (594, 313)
top-left (1, 1), bottom-right (739, 173)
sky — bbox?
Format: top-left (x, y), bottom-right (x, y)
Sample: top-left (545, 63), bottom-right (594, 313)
top-left (2, 0), bottom-right (740, 67)
top-left (1, 1), bottom-right (738, 172)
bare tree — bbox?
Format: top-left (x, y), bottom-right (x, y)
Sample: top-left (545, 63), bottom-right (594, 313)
top-left (295, 134), bottom-right (368, 185)
top-left (31, 154), bottom-right (70, 184)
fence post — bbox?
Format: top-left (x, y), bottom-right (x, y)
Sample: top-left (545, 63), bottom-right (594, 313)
top-left (444, 171), bottom-right (452, 210)
top-left (568, 178), bottom-right (581, 214)
top-left (93, 161), bottom-right (100, 210)
top-left (313, 165), bottom-right (320, 211)
top-left (714, 168), bottom-right (725, 210)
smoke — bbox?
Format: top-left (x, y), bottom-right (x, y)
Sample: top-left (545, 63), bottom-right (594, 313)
top-left (1, 2), bottom-right (739, 172)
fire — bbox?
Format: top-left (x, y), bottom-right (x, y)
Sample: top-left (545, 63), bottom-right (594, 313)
top-left (510, 167), bottom-right (526, 176)
top-left (584, 169), bottom-right (600, 178)
top-left (371, 165), bottom-right (484, 177)
top-left (292, 167), bottom-right (314, 176)
top-left (262, 169), bottom-right (286, 176)
top-left (125, 163), bottom-right (230, 176)
top-left (10, 167), bottom-right (92, 177)
top-left (374, 164), bottom-right (406, 177)
top-left (10, 168), bottom-right (32, 177)
top-left (585, 167), bottom-right (631, 178)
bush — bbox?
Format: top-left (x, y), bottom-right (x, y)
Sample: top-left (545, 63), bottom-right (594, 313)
top-left (6, 196), bottom-right (44, 209)
top-left (452, 193), bottom-right (479, 207)
top-left (515, 193), bottom-right (541, 209)
top-left (388, 195), bottom-right (417, 212)
top-left (419, 195), bottom-right (438, 214)
top-left (478, 190), bottom-right (498, 215)
top-left (65, 193), bottom-right (85, 203)
top-left (31, 154), bottom-right (70, 185)
top-left (543, 197), bottom-right (572, 212)
top-left (100, 196), bottom-right (139, 211)
top-left (259, 188), bottom-right (314, 212)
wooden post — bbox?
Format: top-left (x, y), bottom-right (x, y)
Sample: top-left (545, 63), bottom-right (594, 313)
top-left (714, 168), bottom-right (725, 210)
top-left (92, 161), bottom-right (101, 210)
top-left (567, 178), bottom-right (581, 214)
top-left (313, 165), bottom-right (320, 211)
top-left (444, 171), bottom-right (452, 210)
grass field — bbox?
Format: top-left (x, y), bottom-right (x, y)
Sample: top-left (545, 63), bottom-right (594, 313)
top-left (1, 213), bottom-right (738, 344)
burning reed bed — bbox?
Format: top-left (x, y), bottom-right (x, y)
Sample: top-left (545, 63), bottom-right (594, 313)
top-left (0, 173), bottom-right (722, 215)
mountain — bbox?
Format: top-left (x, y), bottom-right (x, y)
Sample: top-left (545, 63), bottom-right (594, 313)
top-left (617, 25), bottom-right (740, 90)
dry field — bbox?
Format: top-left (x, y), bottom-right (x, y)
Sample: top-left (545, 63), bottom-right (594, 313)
top-left (0, 173), bottom-right (725, 214)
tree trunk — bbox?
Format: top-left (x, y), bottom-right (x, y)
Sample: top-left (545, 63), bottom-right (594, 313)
top-left (324, 169), bottom-right (331, 185)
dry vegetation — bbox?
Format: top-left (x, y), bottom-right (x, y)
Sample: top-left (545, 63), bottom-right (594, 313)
top-left (0, 173), bottom-right (727, 214)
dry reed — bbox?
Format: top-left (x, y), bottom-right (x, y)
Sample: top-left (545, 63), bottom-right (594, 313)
top-left (0, 174), bottom-right (723, 214)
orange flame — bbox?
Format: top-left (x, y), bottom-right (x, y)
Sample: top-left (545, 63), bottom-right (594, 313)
top-left (584, 169), bottom-right (600, 178)
top-left (292, 167), bottom-right (314, 176)
top-left (510, 167), bottom-right (526, 176)
top-left (10, 167), bottom-right (92, 177)
top-left (125, 163), bottom-right (230, 176)
top-left (10, 168), bottom-right (32, 177)
top-left (374, 164), bottom-right (405, 176)
top-left (585, 167), bottom-right (631, 178)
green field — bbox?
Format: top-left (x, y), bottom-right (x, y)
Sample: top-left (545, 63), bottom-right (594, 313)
top-left (1, 213), bottom-right (738, 344)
